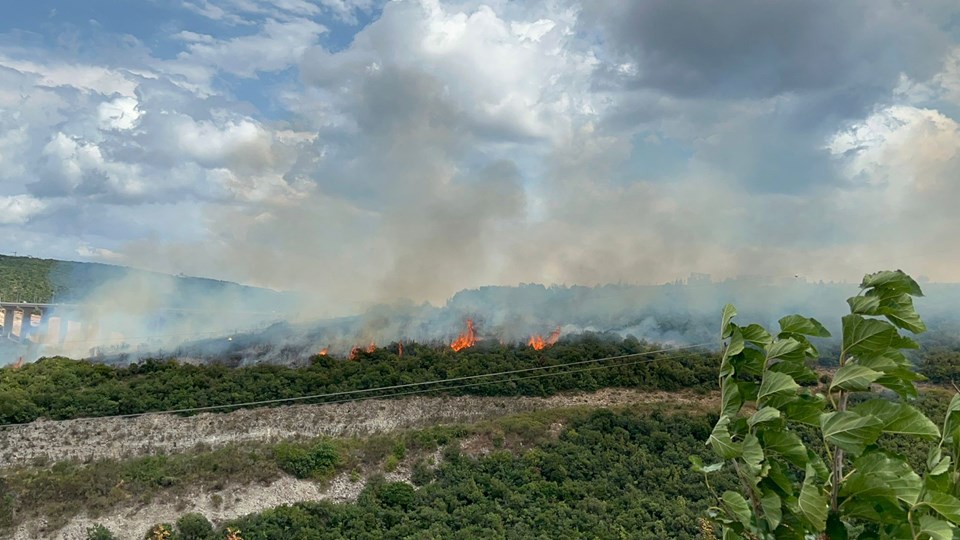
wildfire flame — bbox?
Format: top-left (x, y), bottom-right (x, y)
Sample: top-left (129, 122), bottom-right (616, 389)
top-left (450, 319), bottom-right (477, 352)
top-left (318, 347), bottom-right (329, 356)
top-left (528, 326), bottom-right (562, 350)
top-left (10, 357), bottom-right (23, 369)
top-left (366, 341), bottom-right (376, 353)
top-left (398, 342), bottom-right (404, 357)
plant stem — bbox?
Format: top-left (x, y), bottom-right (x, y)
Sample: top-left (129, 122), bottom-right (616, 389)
top-left (830, 390), bottom-right (847, 512)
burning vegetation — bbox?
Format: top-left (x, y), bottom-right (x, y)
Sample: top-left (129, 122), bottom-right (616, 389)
top-left (450, 319), bottom-right (477, 352)
top-left (528, 326), bottom-right (562, 350)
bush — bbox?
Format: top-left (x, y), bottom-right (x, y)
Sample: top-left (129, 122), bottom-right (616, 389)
top-left (274, 441), bottom-right (340, 479)
top-left (85, 524), bottom-right (118, 540)
top-left (377, 482), bottom-right (415, 509)
top-left (175, 513), bottom-right (213, 540)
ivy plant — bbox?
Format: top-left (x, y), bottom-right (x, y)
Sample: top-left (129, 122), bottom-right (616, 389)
top-left (694, 270), bottom-right (960, 539)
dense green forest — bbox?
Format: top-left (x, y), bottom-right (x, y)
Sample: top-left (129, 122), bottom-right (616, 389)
top-left (0, 253), bottom-right (286, 305)
top-left (0, 336), bottom-right (717, 424)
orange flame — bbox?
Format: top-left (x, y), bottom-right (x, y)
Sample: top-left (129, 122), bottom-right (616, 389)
top-left (11, 357), bottom-right (23, 369)
top-left (318, 347), bottom-right (329, 356)
top-left (398, 342), bottom-right (404, 357)
top-left (451, 319), bottom-right (477, 352)
top-left (366, 341), bottom-right (376, 353)
top-left (529, 326), bottom-right (561, 350)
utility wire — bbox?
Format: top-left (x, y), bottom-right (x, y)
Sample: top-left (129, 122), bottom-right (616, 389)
top-left (0, 343), bottom-right (713, 428)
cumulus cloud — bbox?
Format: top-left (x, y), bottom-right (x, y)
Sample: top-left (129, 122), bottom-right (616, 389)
top-left (0, 0), bottom-right (958, 320)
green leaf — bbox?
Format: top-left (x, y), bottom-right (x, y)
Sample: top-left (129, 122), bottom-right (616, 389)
top-left (722, 490), bottom-right (752, 526)
top-left (843, 452), bottom-right (921, 507)
top-left (761, 430), bottom-right (808, 468)
top-left (820, 411), bottom-right (883, 456)
top-left (709, 416), bottom-right (743, 459)
top-left (853, 399), bottom-right (939, 439)
top-left (721, 304), bottom-right (738, 338)
top-left (860, 270), bottom-right (923, 297)
top-left (879, 301), bottom-right (926, 334)
top-left (748, 407), bottom-right (781, 428)
top-left (826, 513), bottom-right (849, 540)
top-left (798, 463), bottom-right (828, 530)
top-left (765, 338), bottom-right (807, 364)
top-left (931, 456), bottom-right (952, 476)
top-left (758, 371), bottom-right (800, 402)
top-left (742, 433), bottom-right (764, 475)
top-left (741, 324), bottom-right (773, 348)
top-left (689, 455), bottom-right (724, 474)
top-left (721, 327), bottom-right (745, 377)
top-left (733, 348), bottom-right (766, 376)
top-left (781, 395), bottom-right (826, 426)
top-left (842, 314), bottom-right (898, 358)
top-left (778, 315), bottom-right (831, 337)
top-left (830, 365), bottom-right (882, 391)
top-left (847, 295), bottom-right (881, 315)
top-left (760, 490), bottom-right (782, 530)
top-left (924, 491), bottom-right (960, 524)
top-left (722, 377), bottom-right (743, 418)
top-left (918, 515), bottom-right (954, 540)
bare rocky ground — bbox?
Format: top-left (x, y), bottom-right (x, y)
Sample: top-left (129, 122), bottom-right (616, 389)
top-left (2, 388), bottom-right (717, 540)
top-left (0, 388), bottom-right (716, 469)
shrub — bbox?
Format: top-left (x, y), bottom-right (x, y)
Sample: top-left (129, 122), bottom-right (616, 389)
top-left (175, 513), bottom-right (213, 540)
top-left (273, 441), bottom-right (340, 479)
top-left (85, 524), bottom-right (118, 540)
top-left (377, 482), bottom-right (415, 509)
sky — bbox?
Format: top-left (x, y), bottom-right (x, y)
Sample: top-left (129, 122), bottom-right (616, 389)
top-left (1, 0), bottom-right (959, 314)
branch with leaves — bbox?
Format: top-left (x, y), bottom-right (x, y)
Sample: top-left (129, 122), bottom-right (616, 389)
top-left (694, 270), bottom-right (960, 539)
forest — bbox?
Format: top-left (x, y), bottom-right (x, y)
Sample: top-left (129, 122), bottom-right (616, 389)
top-left (0, 336), bottom-right (717, 425)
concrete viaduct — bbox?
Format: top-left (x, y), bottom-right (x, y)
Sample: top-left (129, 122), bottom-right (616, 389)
top-left (0, 302), bottom-right (85, 345)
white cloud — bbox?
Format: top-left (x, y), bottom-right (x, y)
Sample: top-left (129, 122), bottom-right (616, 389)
top-left (0, 195), bottom-right (46, 225)
top-left (97, 96), bottom-right (142, 130)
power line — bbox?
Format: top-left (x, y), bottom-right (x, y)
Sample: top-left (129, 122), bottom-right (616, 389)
top-left (0, 343), bottom-right (713, 429)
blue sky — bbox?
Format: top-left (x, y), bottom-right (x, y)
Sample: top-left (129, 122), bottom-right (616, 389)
top-left (1, 0), bottom-right (959, 308)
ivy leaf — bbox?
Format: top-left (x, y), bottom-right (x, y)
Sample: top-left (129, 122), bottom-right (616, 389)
top-left (860, 270), bottom-right (923, 296)
top-left (778, 314), bottom-right (831, 337)
top-left (708, 416), bottom-right (743, 459)
top-left (721, 304), bottom-right (738, 338)
top-left (842, 315), bottom-right (897, 358)
top-left (722, 490), bottom-right (752, 526)
top-left (758, 371), bottom-right (799, 402)
top-left (918, 515), bottom-right (954, 540)
top-left (853, 399), bottom-right (939, 439)
top-left (820, 411), bottom-right (883, 456)
top-left (760, 490), bottom-right (782, 530)
top-left (761, 430), bottom-right (808, 468)
top-left (830, 365), bottom-right (882, 392)
top-left (748, 407), bottom-right (781, 428)
top-left (798, 463), bottom-right (828, 530)
top-left (924, 491), bottom-right (960, 524)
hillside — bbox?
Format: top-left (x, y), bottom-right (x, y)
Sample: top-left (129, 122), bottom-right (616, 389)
top-left (0, 253), bottom-right (289, 306)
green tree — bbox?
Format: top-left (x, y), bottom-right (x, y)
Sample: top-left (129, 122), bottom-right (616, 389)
top-left (696, 270), bottom-right (960, 538)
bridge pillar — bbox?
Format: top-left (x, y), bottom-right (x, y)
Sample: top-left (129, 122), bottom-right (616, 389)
top-left (18, 308), bottom-right (34, 340)
top-left (1, 307), bottom-right (14, 338)
top-left (57, 317), bottom-right (71, 345)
